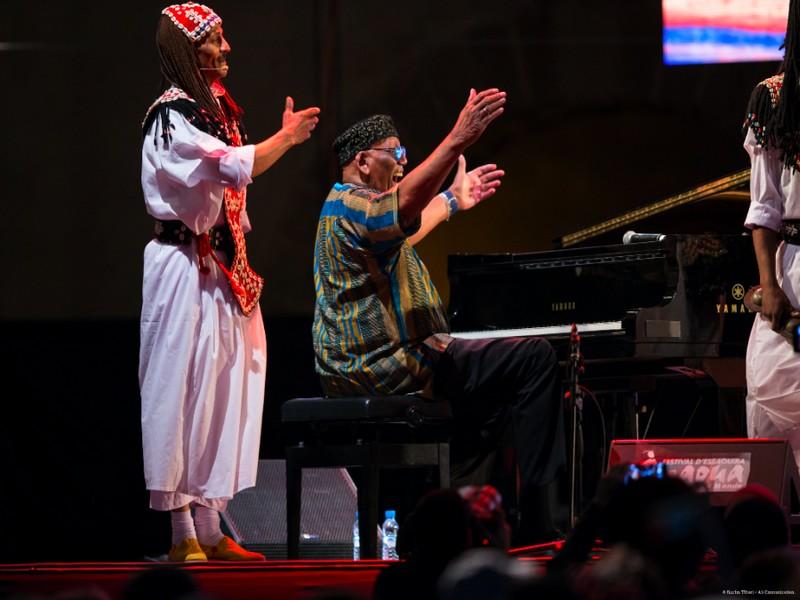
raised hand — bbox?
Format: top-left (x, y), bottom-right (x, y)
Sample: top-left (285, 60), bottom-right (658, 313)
top-left (281, 96), bottom-right (321, 145)
top-left (448, 88), bottom-right (506, 149)
top-left (448, 155), bottom-right (505, 212)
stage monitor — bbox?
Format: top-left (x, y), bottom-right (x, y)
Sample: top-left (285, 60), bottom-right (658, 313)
top-left (663, 0), bottom-right (788, 65)
top-left (608, 438), bottom-right (800, 520)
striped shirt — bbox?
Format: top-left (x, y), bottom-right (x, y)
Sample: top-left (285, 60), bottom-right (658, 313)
top-left (313, 182), bottom-right (449, 396)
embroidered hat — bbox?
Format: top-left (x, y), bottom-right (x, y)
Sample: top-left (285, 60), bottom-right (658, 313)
top-left (162, 3), bottom-right (221, 42)
top-left (333, 114), bottom-right (399, 167)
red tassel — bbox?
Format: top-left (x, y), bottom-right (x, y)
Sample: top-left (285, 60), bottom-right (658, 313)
top-left (196, 233), bottom-right (212, 274)
top-left (195, 231), bottom-right (246, 297)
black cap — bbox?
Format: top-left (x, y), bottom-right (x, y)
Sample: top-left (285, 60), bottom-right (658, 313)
top-left (333, 114), bottom-right (399, 167)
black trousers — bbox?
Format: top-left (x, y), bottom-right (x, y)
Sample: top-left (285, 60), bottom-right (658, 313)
top-left (431, 336), bottom-right (566, 493)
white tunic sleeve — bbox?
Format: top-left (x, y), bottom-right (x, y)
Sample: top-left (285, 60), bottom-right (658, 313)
top-left (141, 110), bottom-right (256, 234)
top-left (744, 128), bottom-right (784, 232)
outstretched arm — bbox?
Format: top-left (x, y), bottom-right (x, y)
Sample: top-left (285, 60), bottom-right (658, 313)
top-left (251, 96), bottom-right (320, 178)
top-left (407, 156), bottom-right (504, 246)
top-left (397, 88), bottom-right (506, 230)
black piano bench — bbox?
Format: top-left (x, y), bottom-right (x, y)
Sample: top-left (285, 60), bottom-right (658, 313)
top-left (281, 395), bottom-right (453, 559)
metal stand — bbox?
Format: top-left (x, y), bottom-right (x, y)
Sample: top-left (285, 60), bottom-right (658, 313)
top-left (566, 324), bottom-right (584, 529)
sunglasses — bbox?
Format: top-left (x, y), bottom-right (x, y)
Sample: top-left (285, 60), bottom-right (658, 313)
top-left (370, 146), bottom-right (407, 162)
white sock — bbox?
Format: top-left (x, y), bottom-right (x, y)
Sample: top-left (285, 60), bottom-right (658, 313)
top-left (170, 510), bottom-right (197, 546)
top-left (194, 506), bottom-right (225, 546)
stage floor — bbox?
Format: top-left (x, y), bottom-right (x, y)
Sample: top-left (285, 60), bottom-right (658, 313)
top-left (0, 548), bottom-right (559, 600)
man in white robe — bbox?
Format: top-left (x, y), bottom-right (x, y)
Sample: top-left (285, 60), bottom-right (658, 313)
top-left (742, 1), bottom-right (800, 472)
top-left (140, 1), bottom-right (320, 561)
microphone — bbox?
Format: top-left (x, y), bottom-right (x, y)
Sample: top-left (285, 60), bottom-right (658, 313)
top-left (622, 231), bottom-right (666, 244)
top-left (199, 66), bottom-right (227, 71)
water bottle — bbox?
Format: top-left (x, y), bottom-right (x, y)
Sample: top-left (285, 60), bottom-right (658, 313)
top-left (381, 510), bottom-right (399, 560)
top-left (352, 511), bottom-right (360, 560)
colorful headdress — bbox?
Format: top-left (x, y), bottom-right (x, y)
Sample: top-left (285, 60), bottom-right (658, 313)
top-left (162, 3), bottom-right (221, 42)
top-left (333, 114), bottom-right (399, 167)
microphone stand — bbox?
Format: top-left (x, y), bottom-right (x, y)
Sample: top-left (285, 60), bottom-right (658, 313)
top-left (566, 324), bottom-right (584, 529)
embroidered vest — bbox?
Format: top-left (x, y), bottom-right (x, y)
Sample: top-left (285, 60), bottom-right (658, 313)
top-left (143, 85), bottom-right (263, 316)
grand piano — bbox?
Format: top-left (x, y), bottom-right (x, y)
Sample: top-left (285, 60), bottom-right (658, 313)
top-left (448, 168), bottom-right (757, 363)
top-left (448, 169), bottom-right (758, 437)
top-left (447, 169), bottom-right (761, 515)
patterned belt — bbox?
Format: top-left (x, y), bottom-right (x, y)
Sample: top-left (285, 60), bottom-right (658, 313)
top-left (782, 220), bottom-right (800, 245)
top-left (154, 219), bottom-right (234, 255)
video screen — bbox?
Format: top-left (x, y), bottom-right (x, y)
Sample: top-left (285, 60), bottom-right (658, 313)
top-left (663, 0), bottom-right (788, 65)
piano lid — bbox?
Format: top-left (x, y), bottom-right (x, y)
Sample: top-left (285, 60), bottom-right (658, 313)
top-left (555, 169), bottom-right (751, 249)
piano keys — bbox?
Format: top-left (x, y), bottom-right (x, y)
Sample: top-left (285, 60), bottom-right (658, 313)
top-left (450, 320), bottom-right (625, 340)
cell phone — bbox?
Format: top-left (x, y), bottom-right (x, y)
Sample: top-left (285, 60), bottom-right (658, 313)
top-left (624, 461), bottom-right (666, 485)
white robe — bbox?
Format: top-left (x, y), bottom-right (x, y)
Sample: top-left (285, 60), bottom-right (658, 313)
top-left (744, 129), bottom-right (800, 466)
top-left (139, 110), bottom-right (266, 511)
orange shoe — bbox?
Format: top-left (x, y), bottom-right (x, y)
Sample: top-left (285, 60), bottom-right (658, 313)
top-left (168, 538), bottom-right (208, 562)
top-left (201, 536), bottom-right (265, 561)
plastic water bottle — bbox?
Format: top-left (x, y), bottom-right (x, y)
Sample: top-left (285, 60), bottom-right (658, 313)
top-left (381, 510), bottom-right (399, 560)
top-left (353, 511), bottom-right (360, 560)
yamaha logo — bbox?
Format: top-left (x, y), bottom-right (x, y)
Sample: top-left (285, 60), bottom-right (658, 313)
top-left (717, 283), bottom-right (753, 314)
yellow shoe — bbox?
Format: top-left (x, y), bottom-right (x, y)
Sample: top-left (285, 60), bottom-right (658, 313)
top-left (201, 536), bottom-right (265, 561)
top-left (168, 538), bottom-right (208, 562)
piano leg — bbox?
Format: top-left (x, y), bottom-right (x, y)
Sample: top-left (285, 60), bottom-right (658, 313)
top-left (612, 391), bottom-right (642, 442)
top-left (718, 387), bottom-right (747, 437)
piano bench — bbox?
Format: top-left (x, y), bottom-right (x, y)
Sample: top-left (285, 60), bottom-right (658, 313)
top-left (281, 395), bottom-right (453, 559)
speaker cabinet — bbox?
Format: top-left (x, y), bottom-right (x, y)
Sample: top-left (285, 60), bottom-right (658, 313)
top-left (608, 438), bottom-right (800, 525)
top-left (222, 459), bottom-right (357, 559)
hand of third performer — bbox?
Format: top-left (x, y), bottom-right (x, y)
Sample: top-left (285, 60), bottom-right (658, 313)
top-left (448, 155), bottom-right (505, 212)
top-left (281, 96), bottom-right (321, 145)
top-left (447, 88), bottom-right (506, 150)
top-left (760, 283), bottom-right (796, 332)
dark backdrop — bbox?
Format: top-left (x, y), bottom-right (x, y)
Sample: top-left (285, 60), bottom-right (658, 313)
top-left (1, 0), bottom-right (775, 561)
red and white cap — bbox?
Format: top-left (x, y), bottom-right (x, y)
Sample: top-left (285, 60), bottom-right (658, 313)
top-left (162, 3), bottom-right (221, 42)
